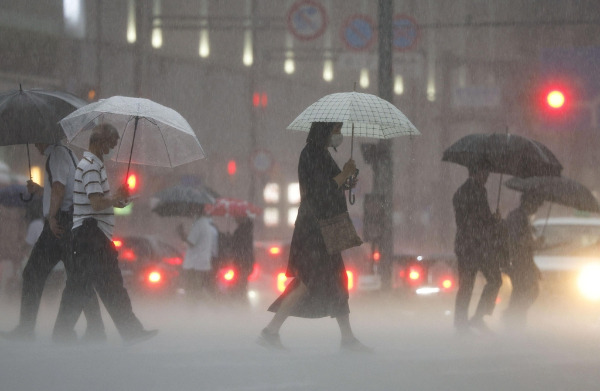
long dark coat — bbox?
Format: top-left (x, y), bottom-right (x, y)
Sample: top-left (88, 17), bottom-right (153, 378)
top-left (268, 142), bottom-right (350, 318)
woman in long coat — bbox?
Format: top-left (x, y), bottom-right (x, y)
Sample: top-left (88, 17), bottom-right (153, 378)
top-left (259, 122), bottom-right (369, 352)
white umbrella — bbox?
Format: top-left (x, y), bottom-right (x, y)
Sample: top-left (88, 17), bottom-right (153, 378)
top-left (287, 91), bottom-right (420, 157)
top-left (59, 96), bottom-right (206, 177)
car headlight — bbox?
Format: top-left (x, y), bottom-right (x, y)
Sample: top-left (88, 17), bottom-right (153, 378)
top-left (577, 263), bottom-right (600, 300)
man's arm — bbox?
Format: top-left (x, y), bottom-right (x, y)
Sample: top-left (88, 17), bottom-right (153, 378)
top-left (88, 185), bottom-right (129, 211)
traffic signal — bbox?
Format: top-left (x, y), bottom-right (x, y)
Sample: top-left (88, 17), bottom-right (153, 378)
top-left (252, 92), bottom-right (268, 108)
top-left (227, 160), bottom-right (237, 176)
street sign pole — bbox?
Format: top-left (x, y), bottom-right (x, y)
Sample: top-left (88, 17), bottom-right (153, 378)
top-left (377, 0), bottom-right (394, 291)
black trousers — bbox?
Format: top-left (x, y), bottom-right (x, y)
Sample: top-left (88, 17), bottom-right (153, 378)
top-left (53, 220), bottom-right (144, 340)
top-left (19, 218), bottom-right (104, 335)
top-left (505, 265), bottom-right (540, 328)
top-left (454, 256), bottom-right (502, 329)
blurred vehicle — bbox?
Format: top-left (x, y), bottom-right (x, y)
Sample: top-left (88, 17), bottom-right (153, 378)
top-left (45, 234), bottom-right (184, 299)
top-left (111, 234), bottom-right (183, 297)
top-left (392, 253), bottom-right (458, 296)
top-left (533, 217), bottom-right (600, 302)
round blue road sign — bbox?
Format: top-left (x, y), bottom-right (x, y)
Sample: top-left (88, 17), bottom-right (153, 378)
top-left (342, 15), bottom-right (376, 51)
top-left (287, 0), bottom-right (327, 41)
top-left (393, 14), bottom-right (419, 51)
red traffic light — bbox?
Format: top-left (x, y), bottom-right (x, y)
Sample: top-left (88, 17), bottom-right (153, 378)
top-left (227, 160), bottom-right (237, 176)
top-left (252, 92), bottom-right (268, 108)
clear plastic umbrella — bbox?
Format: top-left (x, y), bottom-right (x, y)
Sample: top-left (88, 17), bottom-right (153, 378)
top-left (59, 96), bottom-right (206, 180)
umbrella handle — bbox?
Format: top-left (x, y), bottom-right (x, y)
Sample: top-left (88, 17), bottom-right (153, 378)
top-left (19, 192), bottom-right (33, 202)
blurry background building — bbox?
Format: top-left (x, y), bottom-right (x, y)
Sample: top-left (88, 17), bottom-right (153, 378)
top-left (1, 0), bottom-right (600, 254)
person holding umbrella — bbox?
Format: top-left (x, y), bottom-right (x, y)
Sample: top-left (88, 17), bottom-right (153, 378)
top-left (504, 192), bottom-right (545, 330)
top-left (452, 162), bottom-right (504, 335)
top-left (258, 122), bottom-right (369, 352)
top-left (52, 124), bottom-right (157, 344)
top-left (2, 142), bottom-right (105, 342)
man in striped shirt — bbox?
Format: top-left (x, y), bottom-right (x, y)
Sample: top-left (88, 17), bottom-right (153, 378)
top-left (53, 124), bottom-right (157, 345)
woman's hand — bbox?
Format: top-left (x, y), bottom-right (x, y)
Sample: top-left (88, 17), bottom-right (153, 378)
top-left (342, 159), bottom-right (356, 180)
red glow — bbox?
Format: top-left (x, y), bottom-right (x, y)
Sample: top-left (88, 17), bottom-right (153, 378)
top-left (163, 257), bottom-right (183, 266)
top-left (113, 239), bottom-right (122, 248)
top-left (252, 92), bottom-right (260, 107)
top-left (441, 278), bottom-right (453, 290)
top-left (248, 263), bottom-right (260, 281)
top-left (260, 93), bottom-right (268, 107)
top-left (277, 272), bottom-right (289, 293)
top-left (346, 270), bottom-right (354, 291)
top-left (269, 246), bottom-right (281, 256)
top-left (409, 270), bottom-right (420, 280)
top-left (227, 160), bottom-right (237, 176)
top-left (121, 249), bottom-right (136, 261)
top-left (373, 250), bottom-right (380, 262)
top-left (223, 268), bottom-right (235, 281)
top-left (547, 90), bottom-right (565, 109)
top-left (127, 174), bottom-right (137, 191)
top-left (148, 271), bottom-right (161, 284)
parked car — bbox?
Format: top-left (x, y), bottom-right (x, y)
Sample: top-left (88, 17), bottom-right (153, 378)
top-left (533, 216), bottom-right (600, 302)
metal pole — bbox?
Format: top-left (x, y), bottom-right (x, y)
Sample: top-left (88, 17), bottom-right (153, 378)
top-left (377, 0), bottom-right (394, 290)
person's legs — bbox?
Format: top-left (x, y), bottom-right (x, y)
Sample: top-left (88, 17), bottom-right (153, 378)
top-left (454, 260), bottom-right (477, 332)
top-left (264, 279), bottom-right (307, 334)
top-left (91, 239), bottom-right (154, 342)
top-left (15, 225), bottom-right (59, 336)
top-left (472, 262), bottom-right (502, 322)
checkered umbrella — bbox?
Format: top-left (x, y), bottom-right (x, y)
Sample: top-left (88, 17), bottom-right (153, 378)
top-left (287, 91), bottom-right (420, 156)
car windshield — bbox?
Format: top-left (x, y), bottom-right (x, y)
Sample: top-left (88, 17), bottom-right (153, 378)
top-left (535, 224), bottom-right (600, 256)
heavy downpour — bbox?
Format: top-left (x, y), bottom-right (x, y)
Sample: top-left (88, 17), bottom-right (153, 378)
top-left (1, 1), bottom-right (600, 390)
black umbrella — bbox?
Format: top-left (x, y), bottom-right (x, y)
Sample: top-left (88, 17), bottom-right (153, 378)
top-left (442, 132), bottom-right (563, 211)
top-left (151, 185), bottom-right (216, 217)
top-left (0, 85), bottom-right (86, 200)
top-left (505, 176), bottom-right (600, 213)
top-left (442, 133), bottom-right (563, 178)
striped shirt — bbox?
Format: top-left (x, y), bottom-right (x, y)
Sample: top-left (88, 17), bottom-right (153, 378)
top-left (73, 151), bottom-right (115, 239)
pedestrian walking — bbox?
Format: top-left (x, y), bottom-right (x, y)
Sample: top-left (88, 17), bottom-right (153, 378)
top-left (504, 192), bottom-right (544, 330)
top-left (258, 122), bottom-right (369, 352)
top-left (177, 205), bottom-right (217, 302)
top-left (52, 124), bottom-right (157, 344)
top-left (453, 163), bottom-right (503, 335)
top-left (230, 215), bottom-right (254, 301)
top-left (1, 142), bottom-right (104, 342)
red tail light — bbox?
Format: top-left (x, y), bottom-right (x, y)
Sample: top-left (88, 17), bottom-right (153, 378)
top-left (121, 248), bottom-right (137, 262)
top-left (218, 267), bottom-right (238, 285)
top-left (346, 270), bottom-right (354, 291)
top-left (440, 277), bottom-right (454, 291)
top-left (277, 272), bottom-right (289, 293)
top-left (163, 257), bottom-right (183, 266)
top-left (407, 265), bottom-right (423, 284)
top-left (113, 239), bottom-right (123, 248)
top-left (269, 246), bottom-right (281, 256)
top-left (148, 270), bottom-right (162, 284)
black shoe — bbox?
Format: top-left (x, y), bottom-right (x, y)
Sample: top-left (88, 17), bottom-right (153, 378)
top-left (0, 327), bottom-right (34, 342)
top-left (340, 337), bottom-right (374, 353)
top-left (123, 329), bottom-right (158, 346)
top-left (469, 317), bottom-right (494, 335)
top-left (257, 328), bottom-right (287, 350)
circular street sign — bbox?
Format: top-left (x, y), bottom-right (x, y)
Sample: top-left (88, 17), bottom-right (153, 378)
top-left (287, 0), bottom-right (327, 41)
top-left (341, 14), bottom-right (376, 51)
top-left (250, 149), bottom-right (273, 174)
top-left (393, 14), bottom-right (419, 51)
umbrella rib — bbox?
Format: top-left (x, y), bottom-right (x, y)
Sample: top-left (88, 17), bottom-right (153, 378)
top-left (157, 124), bottom-right (174, 168)
top-left (118, 116), bottom-right (137, 160)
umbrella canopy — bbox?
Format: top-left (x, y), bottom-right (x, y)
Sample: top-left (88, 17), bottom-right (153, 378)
top-left (505, 176), bottom-right (600, 213)
top-left (204, 197), bottom-right (262, 218)
top-left (151, 185), bottom-right (215, 217)
top-left (0, 86), bottom-right (86, 146)
top-left (442, 133), bottom-right (562, 178)
top-left (59, 96), bottom-right (205, 168)
top-left (287, 92), bottom-right (420, 139)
